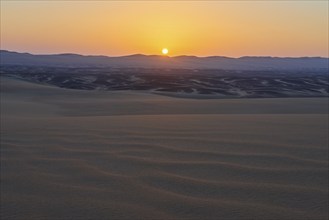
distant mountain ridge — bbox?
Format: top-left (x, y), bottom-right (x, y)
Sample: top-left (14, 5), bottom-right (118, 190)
top-left (1, 50), bottom-right (328, 70)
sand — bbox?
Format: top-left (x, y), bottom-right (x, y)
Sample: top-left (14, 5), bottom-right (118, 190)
top-left (1, 77), bottom-right (328, 220)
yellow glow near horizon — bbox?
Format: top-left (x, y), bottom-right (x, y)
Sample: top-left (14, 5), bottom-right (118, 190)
top-left (0, 1), bottom-right (328, 57)
top-left (162, 48), bottom-right (169, 55)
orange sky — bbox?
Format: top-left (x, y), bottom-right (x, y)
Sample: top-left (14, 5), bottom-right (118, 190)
top-left (1, 1), bottom-right (328, 57)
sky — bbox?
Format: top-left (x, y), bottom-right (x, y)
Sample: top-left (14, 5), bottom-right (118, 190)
top-left (1, 1), bottom-right (328, 57)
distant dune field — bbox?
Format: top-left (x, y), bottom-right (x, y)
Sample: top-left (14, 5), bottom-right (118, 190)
top-left (1, 77), bottom-right (328, 220)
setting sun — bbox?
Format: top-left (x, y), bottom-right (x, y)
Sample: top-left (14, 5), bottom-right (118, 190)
top-left (162, 48), bottom-right (169, 55)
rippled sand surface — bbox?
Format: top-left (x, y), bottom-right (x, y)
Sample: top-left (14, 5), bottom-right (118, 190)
top-left (1, 77), bottom-right (328, 220)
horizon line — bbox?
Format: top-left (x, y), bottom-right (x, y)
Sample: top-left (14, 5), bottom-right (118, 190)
top-left (1, 49), bottom-right (328, 59)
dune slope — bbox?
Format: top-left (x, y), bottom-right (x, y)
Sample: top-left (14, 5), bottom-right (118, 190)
top-left (1, 77), bottom-right (328, 220)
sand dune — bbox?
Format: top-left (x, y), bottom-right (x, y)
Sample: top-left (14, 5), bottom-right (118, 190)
top-left (1, 77), bottom-right (328, 219)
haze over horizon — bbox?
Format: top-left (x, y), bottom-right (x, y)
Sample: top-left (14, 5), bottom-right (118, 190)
top-left (1, 1), bottom-right (328, 57)
top-left (1, 49), bottom-right (329, 59)
top-left (2, 49), bottom-right (328, 70)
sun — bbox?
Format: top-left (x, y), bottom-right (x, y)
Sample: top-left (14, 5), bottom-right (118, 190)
top-left (162, 48), bottom-right (169, 55)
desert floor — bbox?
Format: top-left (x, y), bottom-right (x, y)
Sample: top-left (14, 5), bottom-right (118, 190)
top-left (1, 77), bottom-right (328, 220)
